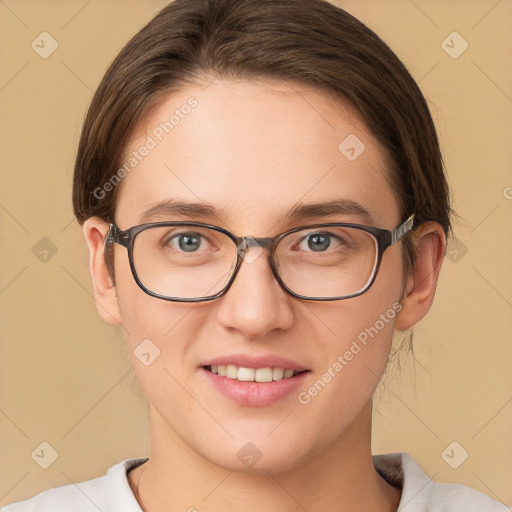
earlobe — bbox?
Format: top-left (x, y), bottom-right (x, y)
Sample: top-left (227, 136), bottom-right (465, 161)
top-left (394, 222), bottom-right (446, 331)
top-left (82, 217), bottom-right (122, 326)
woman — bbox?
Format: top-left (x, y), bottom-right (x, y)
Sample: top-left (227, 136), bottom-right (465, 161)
top-left (3, 0), bottom-right (508, 510)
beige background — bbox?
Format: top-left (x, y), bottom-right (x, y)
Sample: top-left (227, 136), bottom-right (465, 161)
top-left (1, 0), bottom-right (511, 507)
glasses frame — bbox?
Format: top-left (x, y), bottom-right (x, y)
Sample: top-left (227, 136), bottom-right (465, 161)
top-left (104, 214), bottom-right (415, 302)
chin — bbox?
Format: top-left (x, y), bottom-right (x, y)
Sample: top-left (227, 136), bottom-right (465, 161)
top-left (194, 429), bottom-right (314, 475)
top-left (209, 446), bottom-right (307, 475)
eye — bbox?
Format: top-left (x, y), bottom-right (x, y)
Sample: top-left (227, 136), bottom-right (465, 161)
top-left (297, 231), bottom-right (345, 252)
top-left (164, 231), bottom-right (208, 252)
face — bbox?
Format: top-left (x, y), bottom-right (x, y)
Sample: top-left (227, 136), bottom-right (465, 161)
top-left (100, 78), bottom-right (408, 472)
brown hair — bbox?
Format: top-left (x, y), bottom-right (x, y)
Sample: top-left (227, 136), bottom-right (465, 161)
top-left (73, 0), bottom-right (454, 285)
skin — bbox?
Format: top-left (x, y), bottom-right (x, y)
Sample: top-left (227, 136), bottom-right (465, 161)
top-left (83, 77), bottom-right (446, 512)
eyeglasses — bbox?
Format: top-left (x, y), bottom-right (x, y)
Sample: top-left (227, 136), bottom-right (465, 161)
top-left (104, 214), bottom-right (414, 302)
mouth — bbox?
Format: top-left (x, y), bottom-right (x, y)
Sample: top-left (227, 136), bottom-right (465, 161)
top-left (200, 354), bottom-right (311, 406)
top-left (203, 364), bottom-right (309, 382)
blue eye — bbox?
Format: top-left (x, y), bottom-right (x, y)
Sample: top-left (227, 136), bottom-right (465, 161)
top-left (165, 232), bottom-right (205, 252)
top-left (308, 233), bottom-right (330, 251)
top-left (298, 232), bottom-right (344, 253)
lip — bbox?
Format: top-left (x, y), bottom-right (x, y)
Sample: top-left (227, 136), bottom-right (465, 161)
top-left (201, 367), bottom-right (310, 407)
top-left (199, 353), bottom-right (311, 407)
top-left (200, 354), bottom-right (308, 372)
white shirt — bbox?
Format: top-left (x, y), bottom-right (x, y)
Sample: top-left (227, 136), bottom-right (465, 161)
top-left (2, 452), bottom-right (508, 511)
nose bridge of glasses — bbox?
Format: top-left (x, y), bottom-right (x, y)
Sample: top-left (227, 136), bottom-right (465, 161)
top-left (236, 236), bottom-right (274, 253)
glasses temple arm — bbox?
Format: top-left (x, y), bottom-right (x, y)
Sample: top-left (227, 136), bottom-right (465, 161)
top-left (391, 214), bottom-right (415, 244)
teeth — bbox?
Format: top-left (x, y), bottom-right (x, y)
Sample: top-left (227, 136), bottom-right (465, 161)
top-left (226, 364), bottom-right (238, 379)
top-left (207, 364), bottom-right (301, 382)
top-left (255, 367), bottom-right (273, 382)
top-left (238, 367), bottom-right (255, 381)
top-left (272, 367), bottom-right (284, 380)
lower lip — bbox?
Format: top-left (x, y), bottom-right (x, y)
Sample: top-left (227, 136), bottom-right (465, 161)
top-left (201, 368), bottom-right (310, 407)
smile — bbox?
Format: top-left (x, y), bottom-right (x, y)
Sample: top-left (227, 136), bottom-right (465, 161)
top-left (205, 365), bottom-right (307, 382)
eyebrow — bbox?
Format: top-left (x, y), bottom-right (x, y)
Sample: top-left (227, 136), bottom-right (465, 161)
top-left (139, 198), bottom-right (374, 226)
top-left (285, 199), bottom-right (374, 225)
top-left (140, 199), bottom-right (229, 224)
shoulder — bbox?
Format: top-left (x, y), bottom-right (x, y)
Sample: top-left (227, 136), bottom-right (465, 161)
top-left (1, 476), bottom-right (107, 512)
top-left (1, 458), bottom-right (147, 512)
top-left (427, 480), bottom-right (510, 511)
top-left (373, 452), bottom-right (509, 511)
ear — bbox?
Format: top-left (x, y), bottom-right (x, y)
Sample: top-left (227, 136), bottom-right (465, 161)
top-left (82, 216), bottom-right (122, 326)
top-left (394, 222), bottom-right (446, 331)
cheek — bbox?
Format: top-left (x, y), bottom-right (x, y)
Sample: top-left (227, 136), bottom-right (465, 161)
top-left (290, 302), bottom-right (399, 459)
top-left (118, 293), bottom-right (198, 370)
top-left (115, 272), bottom-right (209, 406)
top-left (305, 298), bottom-right (398, 394)
top-left (298, 249), bottom-right (405, 408)
top-left (117, 301), bottom-right (196, 419)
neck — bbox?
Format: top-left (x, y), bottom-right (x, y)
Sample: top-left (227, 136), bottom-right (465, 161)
top-left (128, 400), bottom-right (401, 512)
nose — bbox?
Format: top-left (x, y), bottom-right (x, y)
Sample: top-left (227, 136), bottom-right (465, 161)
top-left (215, 242), bottom-right (295, 339)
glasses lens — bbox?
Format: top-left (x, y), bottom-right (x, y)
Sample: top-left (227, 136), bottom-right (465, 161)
top-left (132, 225), bottom-right (237, 299)
top-left (274, 225), bottom-right (378, 298)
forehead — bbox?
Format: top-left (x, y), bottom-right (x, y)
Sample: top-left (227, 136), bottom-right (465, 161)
top-left (115, 78), bottom-right (400, 233)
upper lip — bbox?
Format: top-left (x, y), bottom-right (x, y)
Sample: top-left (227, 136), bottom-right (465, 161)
top-left (200, 354), bottom-right (309, 372)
